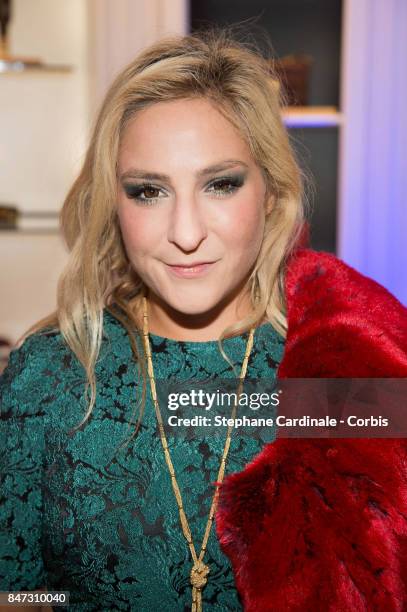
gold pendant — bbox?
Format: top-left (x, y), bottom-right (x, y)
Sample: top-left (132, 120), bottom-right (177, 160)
top-left (191, 561), bottom-right (210, 612)
top-left (190, 560), bottom-right (210, 589)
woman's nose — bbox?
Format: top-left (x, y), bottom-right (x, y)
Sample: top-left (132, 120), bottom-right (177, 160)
top-left (167, 197), bottom-right (208, 252)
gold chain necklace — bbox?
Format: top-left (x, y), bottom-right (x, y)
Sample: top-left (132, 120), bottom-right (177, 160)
top-left (141, 296), bottom-right (256, 612)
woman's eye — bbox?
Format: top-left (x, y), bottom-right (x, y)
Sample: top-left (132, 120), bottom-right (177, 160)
top-left (206, 175), bottom-right (244, 197)
top-left (123, 174), bottom-right (244, 204)
top-left (123, 183), bottom-right (165, 205)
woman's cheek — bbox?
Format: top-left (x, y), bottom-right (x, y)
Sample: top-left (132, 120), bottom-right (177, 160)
top-left (118, 209), bottom-right (157, 257)
top-left (230, 199), bottom-right (265, 244)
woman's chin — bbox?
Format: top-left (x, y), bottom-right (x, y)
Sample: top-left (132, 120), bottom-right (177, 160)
top-left (167, 298), bottom-right (222, 318)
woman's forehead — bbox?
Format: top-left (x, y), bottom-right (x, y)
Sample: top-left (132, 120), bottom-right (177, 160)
top-left (118, 98), bottom-right (255, 173)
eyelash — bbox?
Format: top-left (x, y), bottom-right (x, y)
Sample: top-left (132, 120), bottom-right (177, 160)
top-left (123, 175), bottom-right (244, 206)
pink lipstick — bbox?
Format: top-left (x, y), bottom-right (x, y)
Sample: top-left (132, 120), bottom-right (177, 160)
top-left (165, 261), bottom-right (216, 278)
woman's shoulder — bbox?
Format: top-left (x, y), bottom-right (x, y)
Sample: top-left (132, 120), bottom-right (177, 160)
top-left (0, 328), bottom-right (72, 417)
top-left (4, 325), bottom-right (73, 373)
top-left (281, 248), bottom-right (407, 376)
top-left (2, 310), bottom-right (128, 378)
top-left (0, 310), bottom-right (129, 416)
top-left (285, 247), bottom-right (407, 318)
top-left (286, 248), bottom-right (403, 301)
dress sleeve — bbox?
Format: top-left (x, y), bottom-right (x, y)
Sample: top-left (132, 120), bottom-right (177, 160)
top-left (0, 336), bottom-right (47, 590)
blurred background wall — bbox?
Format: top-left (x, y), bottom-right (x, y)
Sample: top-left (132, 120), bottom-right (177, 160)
top-left (0, 0), bottom-right (89, 354)
top-left (0, 0), bottom-right (406, 360)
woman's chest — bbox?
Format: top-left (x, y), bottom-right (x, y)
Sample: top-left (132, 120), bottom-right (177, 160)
top-left (41, 405), bottom-right (263, 610)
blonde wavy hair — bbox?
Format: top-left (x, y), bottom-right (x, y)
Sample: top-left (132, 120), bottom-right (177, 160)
top-left (22, 27), bottom-right (306, 441)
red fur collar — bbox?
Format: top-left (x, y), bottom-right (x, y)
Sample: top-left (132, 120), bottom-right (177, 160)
top-left (216, 249), bottom-right (407, 611)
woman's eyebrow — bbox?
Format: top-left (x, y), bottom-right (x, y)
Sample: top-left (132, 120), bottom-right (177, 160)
top-left (119, 159), bottom-right (249, 181)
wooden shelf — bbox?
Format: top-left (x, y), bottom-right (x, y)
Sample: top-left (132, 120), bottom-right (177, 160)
top-left (282, 106), bottom-right (343, 128)
top-left (0, 211), bottom-right (60, 234)
top-left (0, 228), bottom-right (61, 235)
top-left (0, 60), bottom-right (72, 74)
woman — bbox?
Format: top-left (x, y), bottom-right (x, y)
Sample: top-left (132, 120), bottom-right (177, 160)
top-left (1, 29), bottom-right (407, 612)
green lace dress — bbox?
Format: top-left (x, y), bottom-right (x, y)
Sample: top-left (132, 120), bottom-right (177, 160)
top-left (0, 309), bottom-right (285, 611)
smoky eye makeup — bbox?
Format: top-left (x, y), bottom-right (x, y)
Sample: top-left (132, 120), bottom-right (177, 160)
top-left (122, 183), bottom-right (164, 202)
top-left (121, 171), bottom-right (247, 205)
top-left (206, 172), bottom-right (246, 195)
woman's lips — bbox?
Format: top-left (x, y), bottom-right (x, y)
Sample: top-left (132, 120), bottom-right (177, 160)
top-left (165, 261), bottom-right (216, 278)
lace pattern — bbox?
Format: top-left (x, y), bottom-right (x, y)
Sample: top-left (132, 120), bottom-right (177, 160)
top-left (0, 310), bottom-right (285, 611)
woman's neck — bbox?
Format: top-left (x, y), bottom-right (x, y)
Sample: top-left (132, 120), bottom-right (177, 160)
top-left (143, 289), bottom-right (258, 342)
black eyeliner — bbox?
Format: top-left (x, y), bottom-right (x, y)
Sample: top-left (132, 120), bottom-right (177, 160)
top-left (206, 172), bottom-right (246, 194)
top-left (123, 182), bottom-right (159, 198)
top-left (208, 172), bottom-right (245, 186)
top-left (122, 171), bottom-right (246, 201)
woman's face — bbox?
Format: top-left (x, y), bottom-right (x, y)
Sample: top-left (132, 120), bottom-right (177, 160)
top-left (117, 97), bottom-right (269, 333)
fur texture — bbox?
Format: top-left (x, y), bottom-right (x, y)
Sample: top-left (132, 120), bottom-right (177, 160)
top-left (216, 249), bottom-right (407, 611)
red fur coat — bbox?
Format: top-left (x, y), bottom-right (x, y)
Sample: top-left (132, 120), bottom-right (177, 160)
top-left (216, 249), bottom-right (407, 611)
